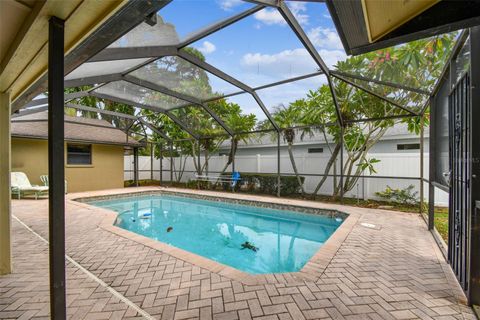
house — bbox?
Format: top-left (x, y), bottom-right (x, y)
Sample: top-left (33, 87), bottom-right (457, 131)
top-left (217, 124), bottom-right (427, 156)
top-left (11, 111), bottom-right (142, 193)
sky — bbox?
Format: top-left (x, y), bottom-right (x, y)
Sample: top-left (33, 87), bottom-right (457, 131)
top-left (157, 0), bottom-right (348, 121)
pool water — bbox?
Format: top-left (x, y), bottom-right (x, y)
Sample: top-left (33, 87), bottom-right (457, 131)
top-left (89, 194), bottom-right (344, 274)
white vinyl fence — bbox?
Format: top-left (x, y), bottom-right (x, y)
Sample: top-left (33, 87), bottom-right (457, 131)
top-left (125, 152), bottom-right (448, 206)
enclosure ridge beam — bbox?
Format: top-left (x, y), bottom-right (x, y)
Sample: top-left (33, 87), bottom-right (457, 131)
top-left (123, 75), bottom-right (234, 136)
top-left (179, 5), bottom-right (265, 48)
top-left (65, 102), bottom-right (138, 120)
top-left (89, 46), bottom-right (177, 62)
top-left (333, 74), bottom-right (418, 116)
top-left (251, 91), bottom-right (280, 132)
top-left (330, 70), bottom-right (431, 96)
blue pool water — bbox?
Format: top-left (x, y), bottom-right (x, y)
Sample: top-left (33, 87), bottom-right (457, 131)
top-left (88, 194), bottom-right (344, 274)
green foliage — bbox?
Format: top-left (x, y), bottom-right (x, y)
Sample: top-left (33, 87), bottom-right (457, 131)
top-left (357, 158), bottom-right (380, 175)
top-left (375, 185), bottom-right (419, 205)
top-left (218, 173), bottom-right (305, 196)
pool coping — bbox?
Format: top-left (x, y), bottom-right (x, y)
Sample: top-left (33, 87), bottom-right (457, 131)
top-left (70, 187), bottom-right (361, 285)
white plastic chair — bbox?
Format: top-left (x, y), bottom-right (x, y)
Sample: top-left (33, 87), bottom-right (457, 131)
top-left (40, 175), bottom-right (67, 194)
top-left (11, 172), bottom-right (49, 200)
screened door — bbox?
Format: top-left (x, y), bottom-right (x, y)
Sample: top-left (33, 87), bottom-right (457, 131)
top-left (448, 73), bottom-right (471, 291)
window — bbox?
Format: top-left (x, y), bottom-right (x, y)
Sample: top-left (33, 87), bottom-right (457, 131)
top-left (308, 148), bottom-right (324, 153)
top-left (397, 143), bottom-right (420, 150)
top-left (67, 144), bottom-right (92, 165)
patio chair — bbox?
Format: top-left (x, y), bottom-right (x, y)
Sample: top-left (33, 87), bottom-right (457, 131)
top-left (40, 175), bottom-right (67, 194)
top-left (11, 172), bottom-right (49, 200)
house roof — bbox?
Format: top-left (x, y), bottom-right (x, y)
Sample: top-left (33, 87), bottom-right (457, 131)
top-left (11, 111), bottom-right (142, 147)
top-left (326, 0), bottom-right (480, 55)
top-left (219, 123), bottom-right (427, 150)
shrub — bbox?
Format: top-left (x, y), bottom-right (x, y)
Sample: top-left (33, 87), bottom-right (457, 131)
top-left (218, 173), bottom-right (304, 196)
top-left (375, 185), bottom-right (419, 205)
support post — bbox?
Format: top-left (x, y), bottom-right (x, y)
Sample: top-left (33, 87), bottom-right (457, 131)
top-left (197, 140), bottom-right (201, 175)
top-left (232, 137), bottom-right (236, 174)
top-left (48, 16), bottom-right (66, 320)
top-left (420, 115), bottom-right (425, 216)
top-left (170, 141), bottom-right (173, 185)
top-left (277, 131), bottom-right (281, 197)
top-left (197, 140), bottom-right (201, 189)
top-left (150, 142), bottom-right (154, 181)
top-left (133, 147), bottom-right (139, 187)
top-left (469, 25), bottom-right (480, 307)
top-left (159, 143), bottom-right (163, 186)
top-left (428, 97), bottom-right (436, 230)
top-left (0, 91), bottom-right (11, 275)
top-left (340, 126), bottom-right (344, 202)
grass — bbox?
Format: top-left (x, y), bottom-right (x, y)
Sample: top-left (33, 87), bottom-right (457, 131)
top-left (126, 179), bottom-right (425, 213)
top-left (434, 206), bottom-right (449, 243)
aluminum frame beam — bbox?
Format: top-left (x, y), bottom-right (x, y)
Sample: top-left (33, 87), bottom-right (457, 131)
top-left (331, 70), bottom-right (431, 96)
top-left (139, 118), bottom-right (172, 142)
top-left (65, 102), bottom-right (138, 120)
top-left (89, 46), bottom-right (177, 62)
top-left (89, 91), bottom-right (199, 139)
top-left (277, 2), bottom-right (343, 126)
top-left (178, 50), bottom-right (281, 132)
top-left (333, 73), bottom-right (418, 116)
top-left (12, 0), bottom-right (173, 112)
top-left (12, 105), bottom-right (49, 118)
top-left (179, 5), bottom-right (265, 48)
top-left (22, 91), bottom-right (90, 109)
top-left (123, 75), bottom-right (234, 136)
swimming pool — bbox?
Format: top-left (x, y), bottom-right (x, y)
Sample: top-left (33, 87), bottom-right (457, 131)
top-left (88, 194), bottom-right (345, 274)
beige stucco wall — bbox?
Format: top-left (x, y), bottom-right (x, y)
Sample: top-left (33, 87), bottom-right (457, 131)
top-left (11, 138), bottom-right (125, 193)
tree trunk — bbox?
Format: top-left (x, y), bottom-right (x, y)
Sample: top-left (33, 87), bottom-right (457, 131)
top-left (214, 139), bottom-right (238, 186)
top-left (287, 142), bottom-right (306, 195)
top-left (311, 143), bottom-right (341, 197)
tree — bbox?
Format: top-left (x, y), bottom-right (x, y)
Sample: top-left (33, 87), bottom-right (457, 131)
top-left (267, 104), bottom-right (307, 195)
top-left (300, 33), bottom-right (455, 198)
top-left (210, 100), bottom-right (257, 181)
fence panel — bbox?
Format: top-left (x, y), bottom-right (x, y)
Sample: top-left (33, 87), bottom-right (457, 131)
top-left (125, 151), bottom-right (448, 205)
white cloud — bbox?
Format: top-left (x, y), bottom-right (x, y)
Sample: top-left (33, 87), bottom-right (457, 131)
top-left (241, 47), bottom-right (346, 78)
top-left (317, 48), bottom-right (347, 68)
top-left (196, 41), bottom-right (216, 54)
top-left (287, 2), bottom-right (309, 26)
top-left (254, 3), bottom-right (309, 26)
top-left (253, 8), bottom-right (285, 26)
top-left (242, 48), bottom-right (317, 78)
top-left (307, 27), bottom-right (344, 50)
top-left (217, 0), bottom-right (243, 11)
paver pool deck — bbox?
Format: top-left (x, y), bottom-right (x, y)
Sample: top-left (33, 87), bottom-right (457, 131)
top-left (0, 187), bottom-right (475, 320)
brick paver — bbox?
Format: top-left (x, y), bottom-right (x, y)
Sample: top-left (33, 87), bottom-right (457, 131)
top-left (1, 187), bottom-right (475, 319)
